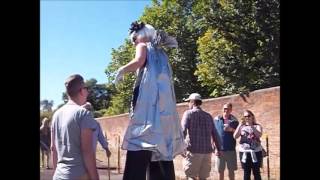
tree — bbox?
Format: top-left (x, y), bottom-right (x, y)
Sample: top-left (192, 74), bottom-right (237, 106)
top-left (85, 78), bottom-right (111, 111)
top-left (104, 40), bottom-right (136, 116)
top-left (40, 99), bottom-right (54, 112)
top-left (104, 0), bottom-right (280, 115)
top-left (194, 0), bottom-right (280, 95)
top-left (62, 78), bottom-right (112, 117)
top-left (40, 99), bottom-right (54, 125)
top-left (141, 0), bottom-right (211, 101)
top-left (104, 1), bottom-right (209, 115)
top-left (196, 29), bottom-right (230, 97)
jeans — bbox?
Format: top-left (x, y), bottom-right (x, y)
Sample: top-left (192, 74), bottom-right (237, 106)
top-left (239, 151), bottom-right (262, 180)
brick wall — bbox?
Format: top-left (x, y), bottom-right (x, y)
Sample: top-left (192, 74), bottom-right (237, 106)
top-left (96, 86), bottom-right (280, 179)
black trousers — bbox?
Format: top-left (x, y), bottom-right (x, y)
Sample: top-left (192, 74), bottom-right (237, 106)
top-left (123, 150), bottom-right (175, 180)
top-left (239, 151), bottom-right (262, 180)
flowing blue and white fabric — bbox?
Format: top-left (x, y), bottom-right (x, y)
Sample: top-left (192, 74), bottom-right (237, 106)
top-left (122, 31), bottom-right (187, 161)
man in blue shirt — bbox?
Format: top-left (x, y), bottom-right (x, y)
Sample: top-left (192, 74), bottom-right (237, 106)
top-left (213, 103), bottom-right (239, 180)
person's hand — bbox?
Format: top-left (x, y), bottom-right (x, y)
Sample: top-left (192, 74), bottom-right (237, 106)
top-left (180, 152), bottom-right (186, 158)
top-left (215, 151), bottom-right (223, 157)
top-left (114, 67), bottom-right (125, 85)
top-left (223, 124), bottom-right (228, 131)
top-left (105, 148), bottom-right (111, 157)
top-left (224, 124), bottom-right (233, 132)
top-left (180, 150), bottom-right (187, 158)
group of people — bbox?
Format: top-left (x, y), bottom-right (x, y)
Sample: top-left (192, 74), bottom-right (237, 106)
top-left (181, 95), bottom-right (264, 180)
top-left (42, 21), bottom-right (265, 180)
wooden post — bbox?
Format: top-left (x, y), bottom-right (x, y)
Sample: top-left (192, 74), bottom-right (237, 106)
top-left (118, 135), bottom-right (121, 174)
top-left (108, 157), bottom-right (111, 180)
top-left (266, 135), bottom-right (270, 180)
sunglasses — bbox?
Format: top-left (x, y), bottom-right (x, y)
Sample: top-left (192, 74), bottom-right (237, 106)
top-left (244, 115), bottom-right (251, 118)
top-left (81, 86), bottom-right (89, 91)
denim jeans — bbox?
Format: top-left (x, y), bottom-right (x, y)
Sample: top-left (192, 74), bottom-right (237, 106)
top-left (239, 151), bottom-right (262, 180)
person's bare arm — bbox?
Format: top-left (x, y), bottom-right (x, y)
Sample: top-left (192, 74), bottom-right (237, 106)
top-left (97, 124), bottom-right (111, 157)
top-left (81, 128), bottom-right (99, 180)
top-left (252, 124), bottom-right (263, 138)
top-left (233, 124), bottom-right (243, 139)
top-left (121, 43), bottom-right (147, 73)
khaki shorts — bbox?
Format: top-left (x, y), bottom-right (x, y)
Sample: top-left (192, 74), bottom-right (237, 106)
top-left (183, 151), bottom-right (212, 179)
top-left (77, 173), bottom-right (90, 180)
top-left (215, 151), bottom-right (238, 172)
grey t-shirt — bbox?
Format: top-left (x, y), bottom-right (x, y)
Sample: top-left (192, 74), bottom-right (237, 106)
top-left (51, 103), bottom-right (96, 180)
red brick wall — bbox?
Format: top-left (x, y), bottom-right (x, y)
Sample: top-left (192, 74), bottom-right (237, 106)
top-left (96, 86), bottom-right (280, 179)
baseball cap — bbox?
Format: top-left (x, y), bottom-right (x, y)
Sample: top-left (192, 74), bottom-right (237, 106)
top-left (184, 93), bottom-right (202, 101)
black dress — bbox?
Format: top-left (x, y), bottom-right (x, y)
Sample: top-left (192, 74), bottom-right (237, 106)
top-left (40, 127), bottom-right (51, 151)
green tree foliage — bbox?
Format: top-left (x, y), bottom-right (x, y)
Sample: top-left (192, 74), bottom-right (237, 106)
top-left (104, 40), bottom-right (136, 116)
top-left (194, 0), bottom-right (280, 95)
top-left (40, 99), bottom-right (57, 125)
top-left (141, 0), bottom-right (211, 101)
top-left (104, 0), bottom-right (209, 116)
top-left (62, 78), bottom-right (111, 117)
top-left (40, 99), bottom-right (54, 112)
top-left (85, 78), bottom-right (111, 111)
top-left (40, 111), bottom-right (53, 126)
top-left (196, 29), bottom-right (233, 96)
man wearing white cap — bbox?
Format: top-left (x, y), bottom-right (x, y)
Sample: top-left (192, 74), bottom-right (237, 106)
top-left (181, 93), bottom-right (221, 180)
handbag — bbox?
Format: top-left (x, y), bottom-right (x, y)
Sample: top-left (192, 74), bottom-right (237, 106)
top-left (262, 147), bottom-right (268, 157)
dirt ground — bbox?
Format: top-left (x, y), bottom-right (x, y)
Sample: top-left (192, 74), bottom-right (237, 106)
top-left (40, 168), bottom-right (123, 180)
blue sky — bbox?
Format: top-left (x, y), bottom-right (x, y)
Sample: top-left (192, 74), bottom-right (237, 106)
top-left (40, 0), bottom-right (152, 109)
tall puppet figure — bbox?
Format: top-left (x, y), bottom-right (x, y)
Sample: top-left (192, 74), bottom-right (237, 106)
top-left (115, 21), bottom-right (186, 180)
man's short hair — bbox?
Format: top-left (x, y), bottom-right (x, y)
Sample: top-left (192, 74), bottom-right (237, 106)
top-left (191, 99), bottom-right (202, 106)
top-left (223, 102), bottom-right (232, 109)
top-left (65, 74), bottom-right (85, 98)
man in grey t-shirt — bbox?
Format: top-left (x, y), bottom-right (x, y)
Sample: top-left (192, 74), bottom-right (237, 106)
top-left (51, 74), bottom-right (99, 180)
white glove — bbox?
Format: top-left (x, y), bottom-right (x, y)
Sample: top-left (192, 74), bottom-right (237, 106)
top-left (114, 67), bottom-right (125, 85)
